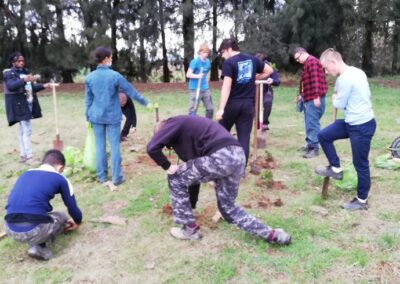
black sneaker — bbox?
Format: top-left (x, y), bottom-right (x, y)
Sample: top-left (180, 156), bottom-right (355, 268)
top-left (266, 228), bottom-right (291, 245)
top-left (170, 225), bottom-right (203, 240)
top-left (341, 198), bottom-right (368, 211)
top-left (303, 148), bottom-right (319, 159)
top-left (315, 166), bottom-right (343, 180)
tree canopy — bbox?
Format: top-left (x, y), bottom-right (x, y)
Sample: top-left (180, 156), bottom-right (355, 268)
top-left (1, 0), bottom-right (399, 82)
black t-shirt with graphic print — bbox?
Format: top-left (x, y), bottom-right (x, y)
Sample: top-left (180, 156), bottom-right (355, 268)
top-left (221, 53), bottom-right (265, 101)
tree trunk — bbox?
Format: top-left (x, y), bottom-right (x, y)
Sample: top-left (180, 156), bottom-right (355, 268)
top-left (110, 0), bottom-right (120, 68)
top-left (392, 20), bottom-right (400, 74)
top-left (158, 0), bottom-right (170, 82)
top-left (210, 0), bottom-right (219, 81)
top-left (139, 20), bottom-right (147, 83)
top-left (17, 0), bottom-right (27, 57)
top-left (361, 0), bottom-right (374, 77)
top-left (182, 0), bottom-right (194, 79)
top-left (55, 1), bottom-right (74, 83)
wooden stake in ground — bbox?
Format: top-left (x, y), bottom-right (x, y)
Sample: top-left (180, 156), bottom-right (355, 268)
top-left (256, 80), bottom-right (267, 149)
top-left (51, 83), bottom-right (63, 150)
top-left (250, 84), bottom-right (262, 174)
top-left (321, 107), bottom-right (337, 199)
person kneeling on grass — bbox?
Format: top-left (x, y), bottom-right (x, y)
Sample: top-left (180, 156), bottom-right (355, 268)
top-left (4, 149), bottom-right (82, 260)
top-left (315, 48), bottom-right (376, 211)
top-left (147, 115), bottom-right (291, 244)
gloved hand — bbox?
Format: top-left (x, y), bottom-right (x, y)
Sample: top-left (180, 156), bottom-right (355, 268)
top-left (146, 102), bottom-right (159, 110)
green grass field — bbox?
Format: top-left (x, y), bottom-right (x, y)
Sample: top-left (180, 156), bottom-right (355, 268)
top-left (0, 82), bottom-right (399, 283)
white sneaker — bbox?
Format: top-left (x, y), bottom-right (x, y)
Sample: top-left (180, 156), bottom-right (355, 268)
top-left (27, 245), bottom-right (53, 260)
top-left (170, 225), bottom-right (203, 240)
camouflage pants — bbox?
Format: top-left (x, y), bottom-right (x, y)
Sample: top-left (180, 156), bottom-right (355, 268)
top-left (4, 212), bottom-right (68, 246)
top-left (168, 145), bottom-right (272, 240)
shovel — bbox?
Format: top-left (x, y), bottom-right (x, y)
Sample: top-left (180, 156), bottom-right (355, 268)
top-left (51, 83), bottom-right (63, 151)
top-left (193, 67), bottom-right (203, 115)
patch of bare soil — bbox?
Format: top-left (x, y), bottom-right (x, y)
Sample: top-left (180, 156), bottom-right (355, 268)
top-left (160, 203), bottom-right (219, 229)
top-left (255, 156), bottom-right (278, 170)
top-left (374, 79), bottom-right (400, 88)
top-left (136, 155), bottom-right (158, 167)
top-left (36, 77), bottom-right (302, 95)
top-left (245, 192), bottom-right (284, 210)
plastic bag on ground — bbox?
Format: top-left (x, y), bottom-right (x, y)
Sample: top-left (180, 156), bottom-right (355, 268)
top-left (374, 154), bottom-right (400, 170)
top-left (336, 164), bottom-right (357, 191)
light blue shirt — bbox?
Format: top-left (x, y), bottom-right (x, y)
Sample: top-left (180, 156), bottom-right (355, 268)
top-left (188, 57), bottom-right (210, 91)
top-left (85, 65), bottom-right (148, 124)
top-left (333, 66), bottom-right (374, 125)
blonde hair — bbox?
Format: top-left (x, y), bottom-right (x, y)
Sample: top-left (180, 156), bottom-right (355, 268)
top-left (320, 48), bottom-right (344, 65)
top-left (198, 42), bottom-right (210, 53)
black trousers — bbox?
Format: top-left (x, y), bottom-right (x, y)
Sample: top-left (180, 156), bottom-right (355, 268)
top-left (188, 184), bottom-right (200, 209)
top-left (121, 98), bottom-right (137, 137)
top-left (219, 100), bottom-right (254, 164)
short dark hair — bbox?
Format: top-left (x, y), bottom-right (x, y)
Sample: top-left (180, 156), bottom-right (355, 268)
top-left (293, 47), bottom-right (307, 57)
top-left (94, 47), bottom-right (112, 64)
top-left (218, 38), bottom-right (240, 53)
top-left (42, 149), bottom-right (66, 167)
top-left (255, 53), bottom-right (267, 62)
top-left (8, 51), bottom-right (23, 67)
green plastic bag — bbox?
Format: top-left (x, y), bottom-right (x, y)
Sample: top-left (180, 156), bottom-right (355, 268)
top-left (336, 164), bottom-right (357, 191)
top-left (83, 123), bottom-right (96, 173)
top-left (375, 154), bottom-right (400, 170)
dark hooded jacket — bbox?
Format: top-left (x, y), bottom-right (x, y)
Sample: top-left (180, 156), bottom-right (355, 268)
top-left (3, 67), bottom-right (44, 126)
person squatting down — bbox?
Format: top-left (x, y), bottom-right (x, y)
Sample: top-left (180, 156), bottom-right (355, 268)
top-left (186, 42), bottom-right (214, 119)
top-left (3, 51), bottom-right (51, 165)
top-left (293, 47), bottom-right (328, 159)
top-left (216, 38), bottom-right (273, 164)
top-left (315, 48), bottom-right (376, 211)
top-left (147, 115), bottom-right (291, 244)
top-left (4, 150), bottom-right (82, 261)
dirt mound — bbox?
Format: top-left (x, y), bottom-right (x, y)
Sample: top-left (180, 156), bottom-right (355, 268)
top-left (160, 203), bottom-right (219, 229)
top-left (244, 192), bottom-right (284, 209)
top-left (136, 155), bottom-right (157, 167)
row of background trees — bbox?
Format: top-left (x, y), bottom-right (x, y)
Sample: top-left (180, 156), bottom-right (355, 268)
top-left (1, 0), bottom-right (400, 83)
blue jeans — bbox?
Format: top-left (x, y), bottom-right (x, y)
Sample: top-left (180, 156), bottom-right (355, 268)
top-left (92, 122), bottom-right (123, 184)
top-left (18, 120), bottom-right (33, 158)
top-left (318, 118), bottom-right (376, 200)
top-left (303, 97), bottom-right (325, 149)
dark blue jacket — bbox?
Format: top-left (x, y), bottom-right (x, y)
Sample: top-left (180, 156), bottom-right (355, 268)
top-left (5, 164), bottom-right (82, 225)
top-left (3, 67), bottom-right (44, 126)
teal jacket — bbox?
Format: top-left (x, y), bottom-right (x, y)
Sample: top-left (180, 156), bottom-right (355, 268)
top-left (85, 65), bottom-right (148, 124)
